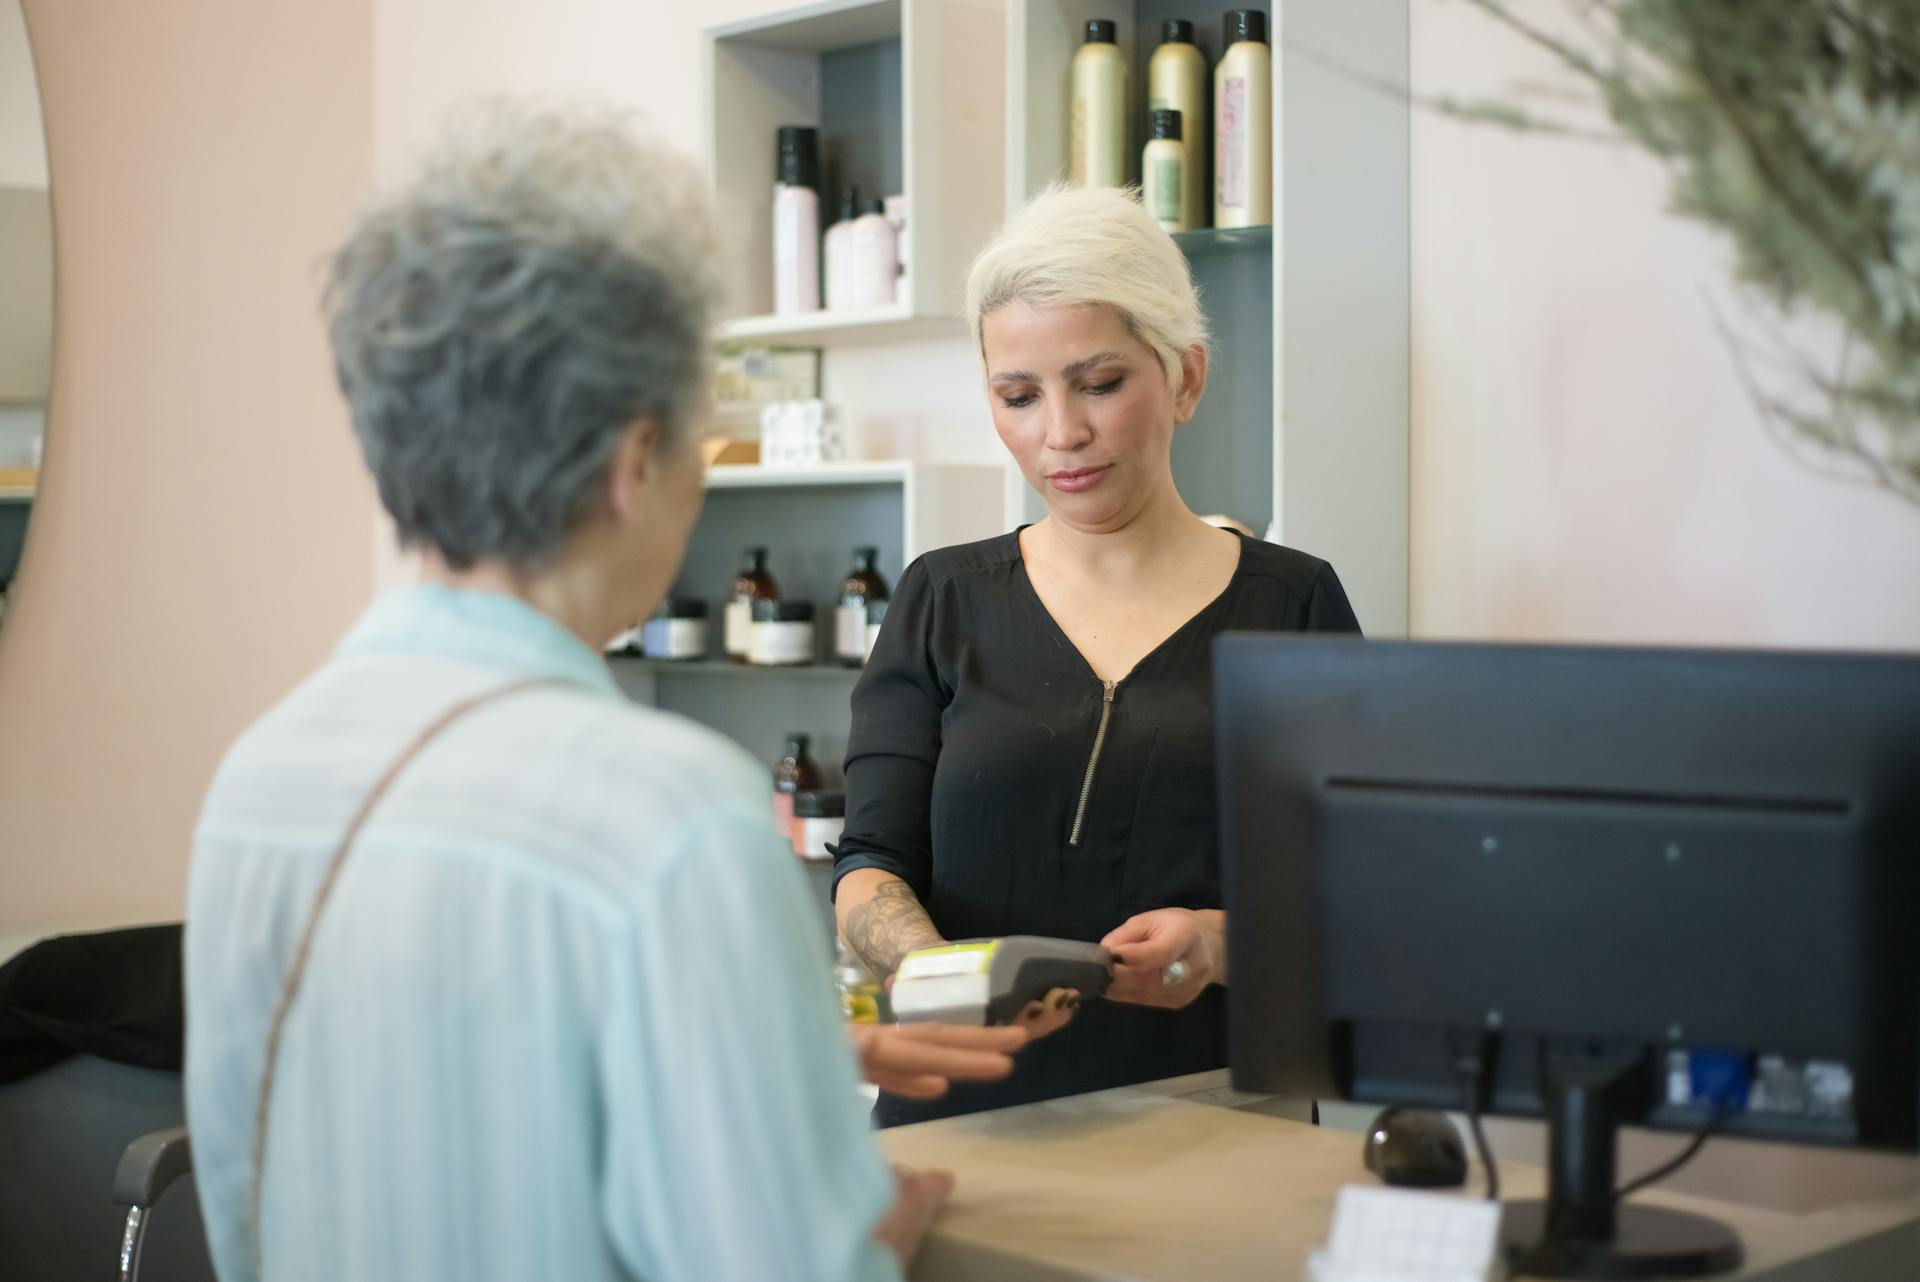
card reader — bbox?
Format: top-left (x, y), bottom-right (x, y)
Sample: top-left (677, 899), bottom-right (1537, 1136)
top-left (890, 936), bottom-right (1115, 1026)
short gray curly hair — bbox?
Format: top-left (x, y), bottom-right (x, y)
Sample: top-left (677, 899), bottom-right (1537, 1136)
top-left (325, 102), bottom-right (724, 569)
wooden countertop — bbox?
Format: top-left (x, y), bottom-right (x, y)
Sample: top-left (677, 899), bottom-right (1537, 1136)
top-left (880, 1074), bottom-right (1919, 1282)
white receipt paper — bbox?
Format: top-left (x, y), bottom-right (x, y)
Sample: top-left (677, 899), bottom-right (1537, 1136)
top-left (1306, 1185), bottom-right (1506, 1282)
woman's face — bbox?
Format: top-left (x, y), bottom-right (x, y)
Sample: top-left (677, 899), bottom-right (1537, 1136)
top-left (981, 302), bottom-right (1203, 531)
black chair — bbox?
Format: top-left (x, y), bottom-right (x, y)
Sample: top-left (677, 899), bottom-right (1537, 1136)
top-left (0, 1053), bottom-right (211, 1280)
top-left (0, 926), bottom-right (211, 1279)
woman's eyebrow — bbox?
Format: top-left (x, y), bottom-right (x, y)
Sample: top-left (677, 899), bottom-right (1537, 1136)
top-left (1060, 350), bottom-right (1126, 379)
top-left (988, 351), bottom-right (1128, 385)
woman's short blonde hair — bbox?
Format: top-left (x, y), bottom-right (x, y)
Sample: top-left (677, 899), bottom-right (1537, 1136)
top-left (964, 183), bottom-right (1209, 392)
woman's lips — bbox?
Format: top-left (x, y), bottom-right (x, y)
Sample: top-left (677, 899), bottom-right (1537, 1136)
top-left (1048, 465), bottom-right (1110, 493)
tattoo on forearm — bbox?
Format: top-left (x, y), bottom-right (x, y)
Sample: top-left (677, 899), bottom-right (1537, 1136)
top-left (845, 881), bottom-right (943, 979)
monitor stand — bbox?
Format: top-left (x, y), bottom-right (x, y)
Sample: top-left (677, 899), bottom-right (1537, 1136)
top-left (1500, 1045), bottom-right (1743, 1279)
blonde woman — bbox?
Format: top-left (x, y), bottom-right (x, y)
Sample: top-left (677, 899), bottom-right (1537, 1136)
top-left (833, 185), bottom-right (1362, 1126)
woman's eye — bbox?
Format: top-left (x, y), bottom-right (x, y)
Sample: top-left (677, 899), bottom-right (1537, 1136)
top-left (1000, 393), bottom-right (1036, 409)
top-left (1087, 379), bottom-right (1122, 396)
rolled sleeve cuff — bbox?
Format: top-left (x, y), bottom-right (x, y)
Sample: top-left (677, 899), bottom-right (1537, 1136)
top-left (827, 847), bottom-right (924, 903)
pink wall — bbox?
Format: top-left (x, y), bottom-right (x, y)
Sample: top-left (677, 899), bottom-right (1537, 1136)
top-left (1408, 1), bottom-right (1920, 648)
top-left (0, 0), bottom-right (377, 931)
top-left (6, 0), bottom-right (1916, 938)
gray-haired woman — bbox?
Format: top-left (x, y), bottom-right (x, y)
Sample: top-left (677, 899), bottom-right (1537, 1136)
top-left (183, 106), bottom-right (1021, 1282)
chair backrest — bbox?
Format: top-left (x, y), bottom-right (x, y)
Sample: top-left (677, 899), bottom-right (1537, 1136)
top-left (0, 1054), bottom-right (213, 1282)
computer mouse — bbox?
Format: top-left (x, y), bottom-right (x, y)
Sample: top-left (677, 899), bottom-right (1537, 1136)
top-left (1362, 1107), bottom-right (1468, 1188)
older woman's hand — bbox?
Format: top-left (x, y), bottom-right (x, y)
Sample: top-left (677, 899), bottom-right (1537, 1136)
top-left (1014, 988), bottom-right (1080, 1040)
top-left (1100, 908), bottom-right (1227, 1009)
top-left (849, 1022), bottom-right (1029, 1100)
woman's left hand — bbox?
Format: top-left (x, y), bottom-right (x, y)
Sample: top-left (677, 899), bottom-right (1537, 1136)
top-left (1099, 908), bottom-right (1227, 1009)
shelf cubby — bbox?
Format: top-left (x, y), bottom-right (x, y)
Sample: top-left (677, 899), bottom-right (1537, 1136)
top-left (1006, 0), bottom-right (1412, 635)
top-left (617, 462), bottom-right (1005, 778)
top-left (705, 0), bottom-right (1006, 347)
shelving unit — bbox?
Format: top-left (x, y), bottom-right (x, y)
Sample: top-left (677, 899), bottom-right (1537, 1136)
top-left (1006, 0), bottom-right (1411, 636)
top-left (0, 488), bottom-right (30, 596)
top-left (619, 461), bottom-right (1005, 779)
top-left (704, 0), bottom-right (1005, 347)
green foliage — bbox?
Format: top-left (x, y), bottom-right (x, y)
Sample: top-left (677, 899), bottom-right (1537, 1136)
top-left (1453, 0), bottom-right (1920, 504)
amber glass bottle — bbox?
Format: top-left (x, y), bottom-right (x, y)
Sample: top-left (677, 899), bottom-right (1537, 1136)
top-left (725, 547), bottom-right (779, 663)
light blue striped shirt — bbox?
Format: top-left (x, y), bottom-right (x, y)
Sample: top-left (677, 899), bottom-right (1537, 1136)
top-left (185, 585), bottom-right (899, 1282)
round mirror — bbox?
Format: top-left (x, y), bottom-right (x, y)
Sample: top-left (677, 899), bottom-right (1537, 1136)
top-left (0, 0), bottom-right (52, 629)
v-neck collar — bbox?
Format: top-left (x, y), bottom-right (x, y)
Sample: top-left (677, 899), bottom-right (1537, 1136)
top-left (1009, 526), bottom-right (1248, 690)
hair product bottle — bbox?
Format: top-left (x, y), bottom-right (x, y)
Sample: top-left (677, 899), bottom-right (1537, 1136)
top-left (1214, 9), bottom-right (1271, 228)
top-left (1142, 109), bottom-right (1189, 233)
top-left (847, 200), bottom-right (900, 308)
top-left (836, 546), bottom-right (890, 666)
top-left (772, 126), bottom-right (820, 315)
top-left (725, 547), bottom-right (779, 663)
top-left (1149, 19), bottom-right (1208, 231)
top-left (773, 733), bottom-right (824, 847)
top-left (1071, 20), bottom-right (1128, 188)
top-left (823, 186), bottom-right (861, 310)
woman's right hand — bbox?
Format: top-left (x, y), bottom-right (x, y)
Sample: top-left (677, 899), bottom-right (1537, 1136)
top-left (873, 1165), bottom-right (955, 1271)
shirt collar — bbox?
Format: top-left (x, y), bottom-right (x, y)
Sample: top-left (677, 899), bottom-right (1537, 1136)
top-left (336, 583), bottom-right (621, 699)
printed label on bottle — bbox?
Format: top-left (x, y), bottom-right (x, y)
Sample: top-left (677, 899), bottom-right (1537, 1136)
top-left (1070, 99), bottom-right (1088, 185)
top-left (773, 792), bottom-right (795, 833)
top-left (724, 600), bottom-right (752, 655)
top-left (835, 605), bottom-right (867, 659)
top-left (646, 618), bottom-right (707, 660)
top-left (1219, 77), bottom-right (1247, 209)
top-left (865, 621), bottom-right (882, 660)
top-left (668, 619), bottom-right (706, 658)
top-left (750, 622), bottom-right (814, 666)
top-left (799, 817), bottom-right (844, 860)
top-left (1150, 155), bottom-right (1182, 223)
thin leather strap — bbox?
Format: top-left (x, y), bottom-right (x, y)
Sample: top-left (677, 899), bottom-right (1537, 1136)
top-left (248, 675), bottom-right (565, 1269)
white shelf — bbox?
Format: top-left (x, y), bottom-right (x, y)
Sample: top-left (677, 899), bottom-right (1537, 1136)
top-left (705, 460), bottom-right (911, 489)
top-left (608, 655), bottom-right (864, 678)
top-left (708, 0), bottom-right (900, 48)
top-left (715, 303), bottom-right (963, 348)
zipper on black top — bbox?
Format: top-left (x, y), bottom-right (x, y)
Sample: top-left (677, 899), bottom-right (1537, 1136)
top-left (1068, 681), bottom-right (1117, 847)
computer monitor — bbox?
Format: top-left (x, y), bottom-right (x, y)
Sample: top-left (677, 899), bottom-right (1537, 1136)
top-left (1216, 637), bottom-right (1920, 1279)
